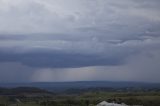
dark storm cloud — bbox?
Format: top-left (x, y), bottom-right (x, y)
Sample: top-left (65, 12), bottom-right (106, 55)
top-left (0, 48), bottom-right (134, 68)
top-left (0, 0), bottom-right (160, 82)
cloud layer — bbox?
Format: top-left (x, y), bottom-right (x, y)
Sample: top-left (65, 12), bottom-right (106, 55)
top-left (0, 0), bottom-right (160, 82)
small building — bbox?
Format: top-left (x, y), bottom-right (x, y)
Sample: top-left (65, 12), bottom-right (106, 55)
top-left (97, 101), bottom-right (128, 106)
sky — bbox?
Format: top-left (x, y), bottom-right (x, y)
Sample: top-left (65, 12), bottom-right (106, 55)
top-left (0, 0), bottom-right (160, 83)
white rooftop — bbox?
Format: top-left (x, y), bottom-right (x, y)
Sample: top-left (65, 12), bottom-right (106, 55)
top-left (97, 101), bottom-right (128, 106)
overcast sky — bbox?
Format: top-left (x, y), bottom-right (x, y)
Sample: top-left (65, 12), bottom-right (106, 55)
top-left (0, 0), bottom-right (160, 83)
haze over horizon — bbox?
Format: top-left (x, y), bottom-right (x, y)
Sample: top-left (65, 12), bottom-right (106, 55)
top-left (0, 0), bottom-right (160, 83)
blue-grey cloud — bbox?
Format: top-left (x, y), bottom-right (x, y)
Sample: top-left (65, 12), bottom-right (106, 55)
top-left (0, 0), bottom-right (160, 82)
top-left (0, 48), bottom-right (133, 68)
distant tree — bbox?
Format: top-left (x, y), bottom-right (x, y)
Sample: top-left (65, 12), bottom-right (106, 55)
top-left (47, 101), bottom-right (58, 106)
top-left (85, 100), bottom-right (89, 106)
top-left (0, 104), bottom-right (5, 106)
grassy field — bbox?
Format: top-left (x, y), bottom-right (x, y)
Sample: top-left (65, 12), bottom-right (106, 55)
top-left (1, 91), bottom-right (160, 106)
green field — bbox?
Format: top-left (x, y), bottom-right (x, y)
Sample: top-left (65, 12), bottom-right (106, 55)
top-left (1, 91), bottom-right (160, 106)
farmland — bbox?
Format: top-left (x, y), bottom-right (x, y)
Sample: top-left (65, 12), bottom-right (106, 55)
top-left (0, 87), bottom-right (160, 106)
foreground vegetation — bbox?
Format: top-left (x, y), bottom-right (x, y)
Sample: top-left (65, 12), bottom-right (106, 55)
top-left (0, 87), bottom-right (160, 106)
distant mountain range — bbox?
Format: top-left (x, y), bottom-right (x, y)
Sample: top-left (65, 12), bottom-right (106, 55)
top-left (0, 81), bottom-right (160, 92)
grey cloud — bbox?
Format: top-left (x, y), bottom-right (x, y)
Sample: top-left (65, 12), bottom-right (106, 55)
top-left (0, 49), bottom-right (133, 68)
top-left (0, 62), bottom-right (34, 82)
top-left (0, 0), bottom-right (160, 34)
top-left (0, 0), bottom-right (160, 82)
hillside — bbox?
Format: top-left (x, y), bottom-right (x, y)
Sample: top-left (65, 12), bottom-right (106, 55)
top-left (0, 87), bottom-right (51, 95)
top-left (0, 81), bottom-right (160, 92)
